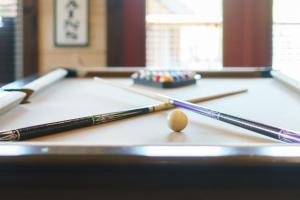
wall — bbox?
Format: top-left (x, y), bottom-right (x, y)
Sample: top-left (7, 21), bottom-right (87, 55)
top-left (38, 0), bottom-right (106, 72)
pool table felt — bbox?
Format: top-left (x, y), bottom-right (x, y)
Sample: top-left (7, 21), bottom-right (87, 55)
top-left (0, 77), bottom-right (299, 146)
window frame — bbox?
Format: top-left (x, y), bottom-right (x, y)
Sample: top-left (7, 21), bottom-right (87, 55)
top-left (223, 0), bottom-right (273, 67)
top-left (107, 0), bottom-right (273, 67)
top-left (22, 0), bottom-right (39, 76)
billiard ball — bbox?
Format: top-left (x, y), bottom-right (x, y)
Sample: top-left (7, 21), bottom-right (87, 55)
top-left (167, 109), bottom-right (188, 132)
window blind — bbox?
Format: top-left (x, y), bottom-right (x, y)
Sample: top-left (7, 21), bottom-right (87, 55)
top-left (0, 0), bottom-right (17, 83)
top-left (146, 0), bottom-right (222, 69)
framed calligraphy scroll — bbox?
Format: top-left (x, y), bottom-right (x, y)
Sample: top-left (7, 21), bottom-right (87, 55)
top-left (54, 0), bottom-right (89, 47)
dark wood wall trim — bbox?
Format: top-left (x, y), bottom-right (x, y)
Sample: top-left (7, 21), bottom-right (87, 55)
top-left (122, 0), bottom-right (145, 67)
top-left (223, 0), bottom-right (273, 67)
top-left (22, 0), bottom-right (39, 76)
top-left (107, 0), bottom-right (124, 66)
top-left (107, 0), bottom-right (146, 67)
top-left (106, 0), bottom-right (272, 67)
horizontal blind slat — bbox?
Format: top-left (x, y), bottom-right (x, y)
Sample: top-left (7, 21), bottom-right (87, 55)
top-left (0, 0), bottom-right (18, 83)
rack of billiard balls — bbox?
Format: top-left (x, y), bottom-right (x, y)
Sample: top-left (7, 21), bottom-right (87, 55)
top-left (131, 70), bottom-right (200, 88)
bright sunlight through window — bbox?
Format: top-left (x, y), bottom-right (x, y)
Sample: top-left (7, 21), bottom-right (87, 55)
top-left (146, 0), bottom-right (223, 69)
top-left (273, 0), bottom-right (300, 70)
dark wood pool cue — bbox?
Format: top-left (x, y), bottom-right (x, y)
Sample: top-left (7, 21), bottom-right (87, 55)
top-left (94, 77), bottom-right (300, 143)
top-left (0, 89), bottom-right (247, 141)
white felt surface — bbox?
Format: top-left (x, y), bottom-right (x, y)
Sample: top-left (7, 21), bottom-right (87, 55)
top-left (0, 77), bottom-right (299, 146)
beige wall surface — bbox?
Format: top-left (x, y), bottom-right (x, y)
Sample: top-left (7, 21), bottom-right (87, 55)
top-left (38, 0), bottom-right (106, 72)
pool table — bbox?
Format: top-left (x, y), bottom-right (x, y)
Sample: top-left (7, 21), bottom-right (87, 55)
top-left (0, 67), bottom-right (300, 199)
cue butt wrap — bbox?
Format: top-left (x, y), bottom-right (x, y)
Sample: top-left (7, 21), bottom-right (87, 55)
top-left (16, 117), bottom-right (94, 141)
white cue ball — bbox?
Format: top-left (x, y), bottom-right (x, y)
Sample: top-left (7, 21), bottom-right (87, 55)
top-left (167, 109), bottom-right (188, 132)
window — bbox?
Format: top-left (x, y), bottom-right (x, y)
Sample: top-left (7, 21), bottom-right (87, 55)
top-left (0, 0), bottom-right (17, 82)
top-left (0, 0), bottom-right (38, 82)
top-left (273, 0), bottom-right (300, 70)
top-left (0, 0), bottom-right (17, 17)
top-left (107, 0), bottom-right (271, 68)
top-left (146, 0), bottom-right (223, 69)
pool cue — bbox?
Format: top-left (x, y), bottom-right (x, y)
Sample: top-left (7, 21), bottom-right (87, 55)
top-left (0, 89), bottom-right (247, 141)
top-left (94, 77), bottom-right (300, 143)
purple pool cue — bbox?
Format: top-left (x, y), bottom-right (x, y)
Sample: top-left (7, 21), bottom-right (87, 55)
top-left (170, 99), bottom-right (300, 143)
top-left (94, 77), bottom-right (300, 143)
